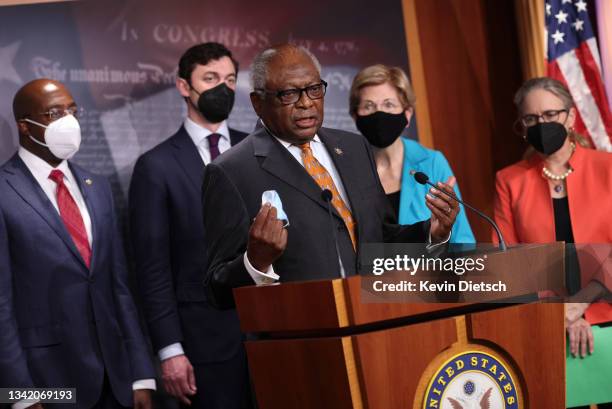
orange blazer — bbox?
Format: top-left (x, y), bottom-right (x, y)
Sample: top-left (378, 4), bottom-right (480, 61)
top-left (493, 144), bottom-right (612, 323)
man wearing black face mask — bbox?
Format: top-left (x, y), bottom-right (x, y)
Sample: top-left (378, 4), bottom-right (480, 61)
top-left (129, 43), bottom-right (250, 409)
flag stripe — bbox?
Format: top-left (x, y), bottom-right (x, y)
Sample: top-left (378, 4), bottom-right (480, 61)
top-left (556, 52), bottom-right (612, 151)
top-left (576, 42), bottom-right (612, 131)
top-left (547, 60), bottom-right (592, 147)
top-left (586, 37), bottom-right (603, 74)
top-left (545, 0), bottom-right (612, 152)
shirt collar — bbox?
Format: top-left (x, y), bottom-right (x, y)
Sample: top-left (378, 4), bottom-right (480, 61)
top-left (259, 119), bottom-right (321, 149)
top-left (272, 134), bottom-right (322, 150)
top-left (184, 117), bottom-right (230, 146)
top-left (18, 146), bottom-right (72, 181)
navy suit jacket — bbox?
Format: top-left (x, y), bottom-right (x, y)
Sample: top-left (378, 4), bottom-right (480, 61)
top-left (0, 154), bottom-right (154, 408)
top-left (202, 127), bottom-right (430, 307)
top-left (128, 125), bottom-right (247, 363)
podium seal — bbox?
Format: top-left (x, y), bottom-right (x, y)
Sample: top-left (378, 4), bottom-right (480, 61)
top-left (423, 351), bottom-right (520, 409)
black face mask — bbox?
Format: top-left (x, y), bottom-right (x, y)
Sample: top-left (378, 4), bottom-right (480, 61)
top-left (190, 82), bottom-right (235, 123)
top-left (526, 122), bottom-right (568, 155)
top-left (355, 111), bottom-right (408, 148)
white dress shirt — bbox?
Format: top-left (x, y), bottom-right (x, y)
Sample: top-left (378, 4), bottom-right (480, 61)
top-left (19, 147), bottom-right (93, 246)
top-left (184, 117), bottom-right (232, 164)
top-left (14, 149), bottom-right (155, 409)
top-left (157, 118), bottom-right (233, 362)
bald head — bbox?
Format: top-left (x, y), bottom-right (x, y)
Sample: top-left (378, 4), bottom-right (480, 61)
top-left (13, 79), bottom-right (73, 122)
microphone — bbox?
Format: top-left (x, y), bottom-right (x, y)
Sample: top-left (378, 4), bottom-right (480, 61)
top-left (321, 189), bottom-right (346, 278)
top-left (321, 189), bottom-right (333, 203)
top-left (411, 170), bottom-right (507, 251)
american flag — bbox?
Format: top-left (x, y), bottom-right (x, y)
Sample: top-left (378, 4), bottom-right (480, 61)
top-left (546, 0), bottom-right (612, 151)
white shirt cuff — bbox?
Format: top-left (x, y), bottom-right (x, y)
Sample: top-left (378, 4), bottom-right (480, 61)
top-left (158, 342), bottom-right (185, 361)
top-left (427, 230), bottom-right (451, 250)
top-left (243, 252), bottom-right (280, 285)
top-left (133, 379), bottom-right (156, 391)
top-left (13, 400), bottom-right (38, 409)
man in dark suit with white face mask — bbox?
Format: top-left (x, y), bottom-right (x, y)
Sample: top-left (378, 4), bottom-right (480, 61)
top-left (129, 43), bottom-right (250, 409)
top-left (0, 78), bottom-right (155, 408)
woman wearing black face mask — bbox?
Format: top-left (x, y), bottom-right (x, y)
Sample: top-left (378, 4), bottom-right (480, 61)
top-left (494, 77), bottom-right (612, 408)
top-left (349, 64), bottom-right (475, 243)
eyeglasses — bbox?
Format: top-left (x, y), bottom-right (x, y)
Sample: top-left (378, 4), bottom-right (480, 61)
top-left (256, 80), bottom-right (327, 105)
top-left (520, 109), bottom-right (568, 127)
top-left (29, 106), bottom-right (85, 122)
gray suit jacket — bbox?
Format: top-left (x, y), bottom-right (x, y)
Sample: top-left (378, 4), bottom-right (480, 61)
top-left (201, 127), bottom-right (430, 307)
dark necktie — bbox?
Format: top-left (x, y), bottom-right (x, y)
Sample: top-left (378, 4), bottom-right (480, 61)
top-left (208, 133), bottom-right (221, 161)
top-left (48, 169), bottom-right (91, 268)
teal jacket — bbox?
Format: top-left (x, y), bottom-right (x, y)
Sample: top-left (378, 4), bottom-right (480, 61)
top-left (398, 138), bottom-right (475, 243)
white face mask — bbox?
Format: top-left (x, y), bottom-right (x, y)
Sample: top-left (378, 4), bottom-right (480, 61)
top-left (24, 114), bottom-right (82, 160)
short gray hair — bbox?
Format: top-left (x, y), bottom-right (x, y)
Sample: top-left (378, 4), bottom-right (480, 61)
top-left (514, 77), bottom-right (574, 113)
top-left (250, 45), bottom-right (322, 93)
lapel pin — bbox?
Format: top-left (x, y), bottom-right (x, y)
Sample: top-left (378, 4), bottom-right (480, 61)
top-left (85, 178), bottom-right (93, 185)
top-left (334, 147), bottom-right (343, 155)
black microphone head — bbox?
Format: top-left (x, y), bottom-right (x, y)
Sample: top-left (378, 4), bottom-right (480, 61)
top-left (413, 171), bottom-right (430, 185)
top-left (321, 189), bottom-right (333, 202)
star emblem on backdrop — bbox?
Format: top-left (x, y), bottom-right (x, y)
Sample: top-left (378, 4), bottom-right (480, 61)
top-left (0, 41), bottom-right (22, 85)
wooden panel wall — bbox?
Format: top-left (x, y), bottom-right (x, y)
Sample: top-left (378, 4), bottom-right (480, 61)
top-left (403, 0), bottom-right (526, 241)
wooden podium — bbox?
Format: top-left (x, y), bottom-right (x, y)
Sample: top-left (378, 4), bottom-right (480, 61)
top-left (234, 244), bottom-right (566, 408)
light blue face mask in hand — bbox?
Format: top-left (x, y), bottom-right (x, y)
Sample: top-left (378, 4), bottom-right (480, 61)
top-left (261, 190), bottom-right (289, 227)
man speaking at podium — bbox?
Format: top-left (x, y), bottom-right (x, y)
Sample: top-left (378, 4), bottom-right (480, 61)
top-left (201, 44), bottom-right (458, 305)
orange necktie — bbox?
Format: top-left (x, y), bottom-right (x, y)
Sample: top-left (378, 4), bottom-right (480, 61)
top-left (298, 142), bottom-right (357, 250)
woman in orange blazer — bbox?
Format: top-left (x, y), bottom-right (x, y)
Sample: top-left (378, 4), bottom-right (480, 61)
top-left (493, 78), bottom-right (611, 362)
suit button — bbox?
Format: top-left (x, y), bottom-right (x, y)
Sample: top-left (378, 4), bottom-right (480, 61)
top-left (338, 224), bottom-right (345, 231)
top-left (88, 277), bottom-right (95, 283)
